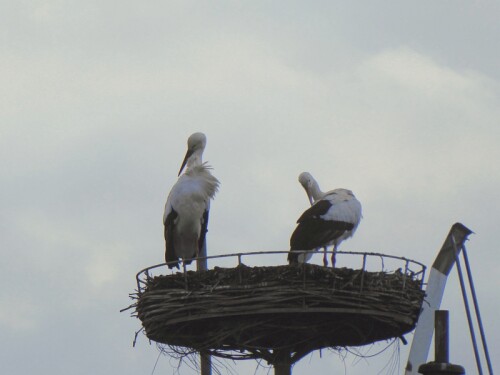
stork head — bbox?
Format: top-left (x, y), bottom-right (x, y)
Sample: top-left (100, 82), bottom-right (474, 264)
top-left (178, 132), bottom-right (207, 176)
top-left (298, 172), bottom-right (318, 205)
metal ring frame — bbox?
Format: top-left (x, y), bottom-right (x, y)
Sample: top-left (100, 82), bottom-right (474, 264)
top-left (135, 250), bottom-right (426, 295)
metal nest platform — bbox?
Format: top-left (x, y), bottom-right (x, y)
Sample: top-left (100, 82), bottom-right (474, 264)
top-left (127, 251), bottom-right (426, 365)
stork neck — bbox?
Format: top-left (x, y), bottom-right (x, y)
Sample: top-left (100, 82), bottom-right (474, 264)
top-left (186, 151), bottom-right (203, 170)
top-left (309, 181), bottom-right (324, 201)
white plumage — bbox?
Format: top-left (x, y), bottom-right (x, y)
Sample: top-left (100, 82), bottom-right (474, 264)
top-left (163, 133), bottom-right (219, 269)
top-left (289, 172), bottom-right (362, 267)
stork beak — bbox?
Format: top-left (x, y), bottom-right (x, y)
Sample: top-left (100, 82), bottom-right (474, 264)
top-left (178, 147), bottom-right (195, 176)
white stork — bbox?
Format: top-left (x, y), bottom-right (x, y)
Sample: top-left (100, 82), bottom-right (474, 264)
top-left (288, 172), bottom-right (362, 267)
top-left (163, 132), bottom-right (220, 269)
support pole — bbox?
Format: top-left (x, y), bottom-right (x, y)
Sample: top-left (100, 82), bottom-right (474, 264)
top-left (197, 241), bottom-right (212, 375)
top-left (274, 363), bottom-right (291, 375)
top-left (418, 310), bottom-right (465, 375)
top-left (200, 352), bottom-right (212, 375)
top-left (462, 246), bottom-right (494, 374)
top-left (451, 235), bottom-right (483, 374)
top-left (434, 310), bottom-right (449, 363)
top-left (274, 350), bottom-right (292, 375)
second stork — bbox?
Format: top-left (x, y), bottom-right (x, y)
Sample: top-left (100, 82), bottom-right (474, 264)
top-left (288, 172), bottom-right (362, 267)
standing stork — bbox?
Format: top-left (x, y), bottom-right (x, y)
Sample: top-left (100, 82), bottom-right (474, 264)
top-left (288, 172), bottom-right (362, 267)
top-left (163, 132), bottom-right (220, 269)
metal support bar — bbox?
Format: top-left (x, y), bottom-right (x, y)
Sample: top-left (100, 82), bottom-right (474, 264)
top-left (274, 363), bottom-right (291, 375)
top-left (200, 352), bottom-right (212, 375)
top-left (451, 235), bottom-right (483, 375)
top-left (434, 310), bottom-right (449, 363)
top-left (274, 350), bottom-right (292, 375)
top-left (462, 245), bottom-right (494, 374)
top-left (360, 254), bottom-right (367, 292)
top-left (197, 240), bottom-right (212, 375)
top-left (183, 262), bottom-right (188, 291)
top-left (402, 259), bottom-right (410, 290)
top-left (418, 310), bottom-right (465, 375)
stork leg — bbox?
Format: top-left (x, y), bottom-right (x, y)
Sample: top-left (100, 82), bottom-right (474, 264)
top-left (322, 247), bottom-right (328, 267)
top-left (331, 245), bottom-right (337, 268)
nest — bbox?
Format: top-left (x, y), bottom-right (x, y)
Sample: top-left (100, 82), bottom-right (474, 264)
top-left (130, 262), bottom-right (425, 365)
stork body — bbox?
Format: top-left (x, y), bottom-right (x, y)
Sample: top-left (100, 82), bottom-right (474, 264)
top-left (163, 133), bottom-right (219, 269)
top-left (288, 172), bottom-right (362, 267)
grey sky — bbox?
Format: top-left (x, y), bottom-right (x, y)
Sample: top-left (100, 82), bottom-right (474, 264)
top-left (1, 1), bottom-right (499, 374)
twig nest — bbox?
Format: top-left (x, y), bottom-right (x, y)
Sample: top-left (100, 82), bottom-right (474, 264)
top-left (133, 263), bottom-right (425, 364)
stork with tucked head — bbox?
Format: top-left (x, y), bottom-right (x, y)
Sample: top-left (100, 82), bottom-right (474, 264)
top-left (163, 132), bottom-right (220, 269)
top-left (288, 172), bottom-right (362, 267)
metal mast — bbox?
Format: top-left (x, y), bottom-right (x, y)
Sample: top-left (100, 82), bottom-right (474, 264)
top-left (405, 223), bottom-right (472, 374)
top-left (406, 223), bottom-right (493, 375)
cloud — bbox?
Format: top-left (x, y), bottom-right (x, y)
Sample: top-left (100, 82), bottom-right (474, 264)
top-left (0, 294), bottom-right (38, 333)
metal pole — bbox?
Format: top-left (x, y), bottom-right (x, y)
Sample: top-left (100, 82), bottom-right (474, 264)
top-left (274, 363), bottom-right (291, 375)
top-left (405, 223), bottom-right (473, 375)
top-left (434, 310), bottom-right (449, 363)
top-left (418, 310), bottom-right (465, 375)
top-left (274, 350), bottom-right (292, 375)
top-left (451, 235), bottom-right (483, 375)
top-left (462, 245), bottom-right (494, 374)
top-left (200, 352), bottom-right (212, 375)
top-left (197, 241), bottom-right (212, 375)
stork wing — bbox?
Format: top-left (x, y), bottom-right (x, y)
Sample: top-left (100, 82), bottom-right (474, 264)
top-left (296, 199), bottom-right (332, 223)
top-left (291, 198), bottom-right (355, 250)
top-left (321, 192), bottom-right (362, 226)
top-left (290, 218), bottom-right (354, 251)
top-left (198, 208), bottom-right (210, 256)
top-left (164, 208), bottom-right (180, 269)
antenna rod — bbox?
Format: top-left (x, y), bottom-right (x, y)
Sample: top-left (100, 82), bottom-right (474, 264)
top-left (451, 235), bottom-right (483, 374)
top-left (462, 245), bottom-right (493, 374)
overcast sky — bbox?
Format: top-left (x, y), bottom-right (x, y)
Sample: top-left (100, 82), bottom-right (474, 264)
top-left (1, 1), bottom-right (499, 374)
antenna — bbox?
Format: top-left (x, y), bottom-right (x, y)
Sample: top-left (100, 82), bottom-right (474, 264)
top-left (405, 223), bottom-right (493, 374)
top-left (451, 237), bottom-right (493, 374)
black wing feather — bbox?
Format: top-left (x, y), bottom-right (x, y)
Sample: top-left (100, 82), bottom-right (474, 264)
top-left (164, 209), bottom-right (180, 269)
top-left (296, 199), bottom-right (332, 223)
top-left (290, 219), bottom-right (354, 251)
